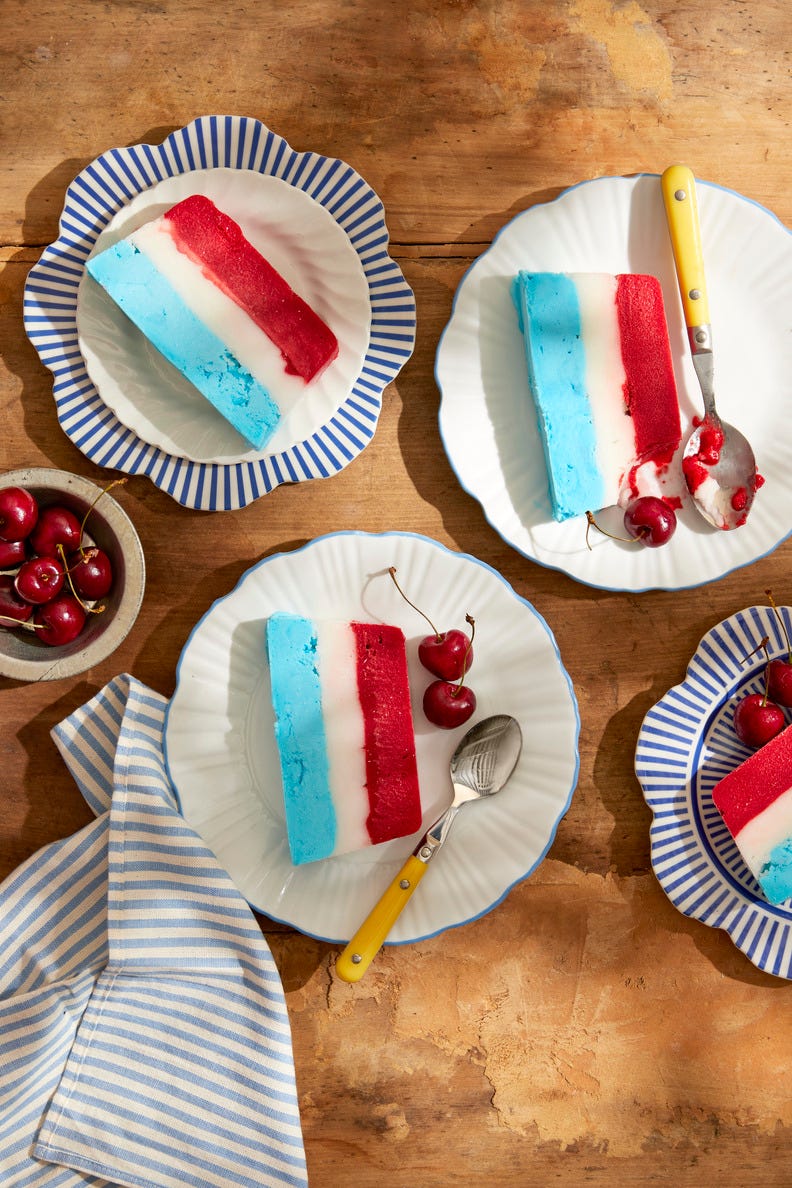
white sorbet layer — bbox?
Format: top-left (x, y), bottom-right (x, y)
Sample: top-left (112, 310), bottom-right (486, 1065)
top-left (313, 620), bottom-right (370, 854)
top-left (735, 785), bottom-right (792, 879)
top-left (574, 274), bottom-right (636, 507)
top-left (131, 218), bottom-right (308, 418)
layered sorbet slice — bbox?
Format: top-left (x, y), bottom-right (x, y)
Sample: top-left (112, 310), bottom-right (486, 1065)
top-left (712, 723), bottom-right (792, 904)
top-left (266, 613), bottom-right (422, 866)
top-left (86, 195), bottom-right (339, 450)
top-left (512, 272), bottom-right (681, 522)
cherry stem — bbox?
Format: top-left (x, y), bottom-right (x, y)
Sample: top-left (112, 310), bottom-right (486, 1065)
top-left (57, 543), bottom-right (106, 615)
top-left (388, 566), bottom-right (440, 638)
top-left (452, 614), bottom-right (476, 696)
top-left (0, 615), bottom-right (44, 629)
top-left (743, 635), bottom-right (772, 706)
top-left (78, 476), bottom-right (127, 559)
top-left (761, 639), bottom-right (772, 707)
top-left (766, 589), bottom-right (792, 664)
top-left (585, 510), bottom-right (639, 550)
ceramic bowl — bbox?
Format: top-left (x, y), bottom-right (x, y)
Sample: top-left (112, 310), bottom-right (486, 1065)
top-left (0, 468), bottom-right (145, 681)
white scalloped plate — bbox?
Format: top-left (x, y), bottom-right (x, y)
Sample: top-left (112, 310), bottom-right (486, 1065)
top-left (163, 532), bottom-right (580, 945)
top-left (77, 168), bottom-right (371, 464)
top-left (436, 173), bottom-right (792, 591)
top-left (23, 115), bottom-right (416, 510)
top-left (635, 604), bottom-right (792, 978)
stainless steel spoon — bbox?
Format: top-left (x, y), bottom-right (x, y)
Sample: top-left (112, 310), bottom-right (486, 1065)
top-left (335, 714), bottom-right (523, 983)
top-left (661, 165), bottom-right (759, 530)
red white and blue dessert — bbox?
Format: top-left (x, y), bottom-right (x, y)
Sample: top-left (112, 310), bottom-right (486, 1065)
top-left (266, 612), bottom-right (422, 866)
top-left (86, 195), bottom-right (339, 450)
top-left (512, 272), bottom-right (682, 521)
top-left (712, 723), bottom-right (792, 905)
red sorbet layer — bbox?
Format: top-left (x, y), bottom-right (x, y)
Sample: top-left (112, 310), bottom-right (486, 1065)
top-left (615, 274), bottom-right (681, 465)
top-left (713, 723), bottom-right (792, 836)
top-left (164, 194), bottom-right (339, 382)
top-left (351, 621), bottom-right (422, 844)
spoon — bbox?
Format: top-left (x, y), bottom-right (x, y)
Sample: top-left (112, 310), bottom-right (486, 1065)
top-left (661, 164), bottom-right (758, 530)
top-left (335, 714), bottom-right (523, 983)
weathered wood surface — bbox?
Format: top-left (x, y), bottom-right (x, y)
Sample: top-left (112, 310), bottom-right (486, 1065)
top-left (2, 2), bottom-right (791, 1184)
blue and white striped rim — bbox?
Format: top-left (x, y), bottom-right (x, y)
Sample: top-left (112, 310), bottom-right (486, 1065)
top-left (635, 604), bottom-right (792, 978)
top-left (23, 115), bottom-right (416, 511)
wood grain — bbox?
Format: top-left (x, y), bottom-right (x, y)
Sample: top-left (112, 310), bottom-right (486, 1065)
top-left (2, 1), bottom-right (792, 1184)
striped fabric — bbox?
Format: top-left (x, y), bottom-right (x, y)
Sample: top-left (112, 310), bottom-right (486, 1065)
top-left (0, 675), bottom-right (307, 1188)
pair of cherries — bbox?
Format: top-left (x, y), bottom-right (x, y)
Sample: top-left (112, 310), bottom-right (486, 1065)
top-left (0, 484), bottom-right (115, 646)
top-left (389, 567), bottom-right (476, 729)
top-left (732, 592), bottom-right (792, 749)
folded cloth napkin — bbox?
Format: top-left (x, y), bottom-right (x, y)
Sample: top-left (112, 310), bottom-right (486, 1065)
top-left (0, 675), bottom-right (308, 1188)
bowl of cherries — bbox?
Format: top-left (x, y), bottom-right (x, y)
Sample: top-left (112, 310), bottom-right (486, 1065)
top-left (0, 468), bottom-right (145, 681)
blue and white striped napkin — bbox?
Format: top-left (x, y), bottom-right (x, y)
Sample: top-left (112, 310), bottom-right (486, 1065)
top-left (0, 674), bottom-right (308, 1188)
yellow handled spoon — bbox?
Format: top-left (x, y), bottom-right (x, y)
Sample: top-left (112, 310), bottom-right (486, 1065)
top-left (336, 714), bottom-right (523, 983)
top-left (661, 164), bottom-right (759, 530)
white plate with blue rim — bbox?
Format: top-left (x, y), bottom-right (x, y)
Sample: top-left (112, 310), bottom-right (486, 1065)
top-left (436, 173), bottom-right (792, 591)
top-left (162, 530), bottom-right (580, 944)
top-left (635, 603), bottom-right (792, 978)
top-left (24, 115), bottom-right (416, 511)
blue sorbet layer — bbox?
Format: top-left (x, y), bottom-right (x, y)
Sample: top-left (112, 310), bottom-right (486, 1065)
top-left (87, 240), bottom-right (281, 450)
top-left (266, 612), bottom-right (335, 865)
top-left (512, 272), bottom-right (604, 521)
top-left (760, 837), bottom-right (792, 905)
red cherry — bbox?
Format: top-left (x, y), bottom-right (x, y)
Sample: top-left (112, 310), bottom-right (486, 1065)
top-left (423, 680), bottom-right (477, 729)
top-left (387, 567), bottom-right (475, 679)
top-left (14, 555), bottom-right (65, 604)
top-left (0, 486), bottom-right (39, 542)
top-left (33, 595), bottom-right (86, 646)
top-left (68, 547), bottom-right (113, 600)
top-left (733, 693), bottom-right (785, 749)
top-left (387, 566), bottom-right (478, 724)
top-left (0, 575), bottom-right (34, 625)
top-left (767, 658), bottom-right (792, 709)
top-left (0, 537), bottom-right (28, 569)
top-left (623, 497), bottom-right (677, 548)
top-left (29, 505), bottom-right (82, 557)
top-left (418, 629), bottom-right (474, 681)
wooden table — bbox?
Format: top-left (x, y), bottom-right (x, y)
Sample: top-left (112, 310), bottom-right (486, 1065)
top-left (2, 2), bottom-right (791, 1183)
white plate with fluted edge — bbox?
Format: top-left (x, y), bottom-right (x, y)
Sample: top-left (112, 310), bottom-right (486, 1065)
top-left (23, 115), bottom-right (416, 511)
top-left (635, 604), bottom-right (792, 978)
top-left (436, 173), bottom-right (792, 591)
top-left (162, 531), bottom-right (580, 945)
top-left (77, 168), bottom-right (371, 464)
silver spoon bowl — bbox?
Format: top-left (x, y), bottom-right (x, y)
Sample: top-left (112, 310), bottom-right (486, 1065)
top-left (417, 714), bottom-right (523, 857)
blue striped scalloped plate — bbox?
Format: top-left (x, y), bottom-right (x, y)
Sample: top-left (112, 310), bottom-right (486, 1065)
top-left (635, 604), bottom-right (792, 978)
top-left (23, 115), bottom-right (416, 511)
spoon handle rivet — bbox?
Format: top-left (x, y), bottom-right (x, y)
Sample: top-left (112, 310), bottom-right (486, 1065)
top-left (399, 879), bottom-right (411, 890)
top-left (674, 188), bottom-right (687, 201)
top-left (689, 288), bottom-right (701, 300)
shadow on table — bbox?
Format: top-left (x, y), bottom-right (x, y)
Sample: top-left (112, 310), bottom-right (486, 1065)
top-left (11, 680), bottom-right (98, 872)
top-left (392, 186), bottom-right (564, 550)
